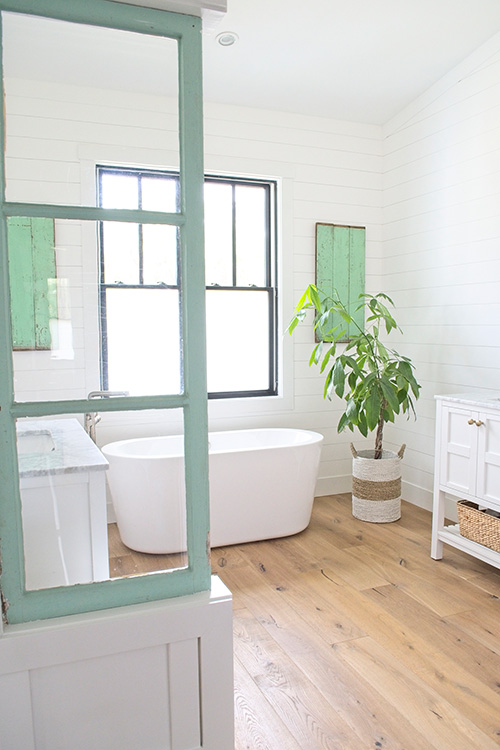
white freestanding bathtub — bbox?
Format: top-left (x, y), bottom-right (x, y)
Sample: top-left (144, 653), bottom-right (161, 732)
top-left (101, 428), bottom-right (323, 553)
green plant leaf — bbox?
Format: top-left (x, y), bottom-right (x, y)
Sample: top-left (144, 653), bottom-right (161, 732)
top-left (324, 367), bottom-right (334, 400)
top-left (337, 412), bottom-right (350, 433)
top-left (380, 377), bottom-right (400, 413)
top-left (309, 342), bottom-right (322, 366)
top-left (333, 358), bottom-right (345, 397)
top-left (365, 389), bottom-right (382, 431)
top-left (346, 398), bottom-right (358, 422)
top-left (320, 344), bottom-right (336, 373)
top-left (357, 411), bottom-right (368, 437)
top-left (347, 370), bottom-right (358, 391)
top-left (309, 285), bottom-right (321, 311)
top-left (295, 290), bottom-right (308, 310)
top-left (338, 309), bottom-right (352, 323)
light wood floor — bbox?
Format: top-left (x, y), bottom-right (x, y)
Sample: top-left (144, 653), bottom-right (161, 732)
top-left (109, 494), bottom-right (500, 749)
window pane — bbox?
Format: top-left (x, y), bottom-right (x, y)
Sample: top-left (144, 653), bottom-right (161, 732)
top-left (142, 224), bottom-right (178, 285)
top-left (10, 218), bottom-right (96, 403)
top-left (16, 409), bottom-right (188, 591)
top-left (206, 290), bottom-right (270, 392)
top-left (235, 184), bottom-right (268, 287)
top-left (105, 288), bottom-right (181, 395)
top-left (3, 13), bottom-right (180, 208)
top-left (102, 222), bottom-right (140, 285)
top-left (204, 182), bottom-right (233, 286)
top-left (142, 176), bottom-right (178, 212)
top-left (101, 173), bottom-right (138, 209)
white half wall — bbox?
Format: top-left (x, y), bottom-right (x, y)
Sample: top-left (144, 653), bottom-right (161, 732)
top-left (0, 577), bottom-right (233, 750)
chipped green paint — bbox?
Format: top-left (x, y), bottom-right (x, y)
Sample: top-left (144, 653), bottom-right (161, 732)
top-left (7, 217), bottom-right (56, 349)
top-left (316, 223), bottom-right (365, 341)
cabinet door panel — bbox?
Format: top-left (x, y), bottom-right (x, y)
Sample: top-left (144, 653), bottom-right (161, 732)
top-left (440, 406), bottom-right (477, 495)
top-left (477, 412), bottom-right (500, 506)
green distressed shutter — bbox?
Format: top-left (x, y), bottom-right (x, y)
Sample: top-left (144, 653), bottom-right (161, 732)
top-left (315, 223), bottom-right (365, 341)
top-left (7, 216), bottom-right (56, 349)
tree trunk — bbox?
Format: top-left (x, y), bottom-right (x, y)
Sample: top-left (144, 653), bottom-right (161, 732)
top-left (374, 411), bottom-right (384, 459)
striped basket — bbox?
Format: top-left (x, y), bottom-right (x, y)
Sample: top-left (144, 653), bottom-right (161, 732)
top-left (457, 500), bottom-right (500, 553)
top-left (351, 443), bottom-right (405, 523)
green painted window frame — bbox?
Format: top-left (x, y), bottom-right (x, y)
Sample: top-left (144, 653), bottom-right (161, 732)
top-left (0, 0), bottom-right (210, 625)
top-left (315, 222), bottom-right (366, 342)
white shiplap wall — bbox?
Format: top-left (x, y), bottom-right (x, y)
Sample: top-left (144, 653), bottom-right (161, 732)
top-left (382, 31), bottom-right (500, 509)
top-left (7, 77), bottom-right (382, 494)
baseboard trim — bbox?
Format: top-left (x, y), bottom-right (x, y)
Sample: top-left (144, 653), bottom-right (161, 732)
top-left (315, 475), bottom-right (351, 496)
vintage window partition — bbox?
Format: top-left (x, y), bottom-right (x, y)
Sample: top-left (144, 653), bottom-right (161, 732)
top-left (0, 0), bottom-right (210, 624)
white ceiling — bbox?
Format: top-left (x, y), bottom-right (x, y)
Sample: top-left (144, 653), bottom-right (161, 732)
top-left (203, 0), bottom-right (500, 123)
top-left (5, 1), bottom-right (500, 125)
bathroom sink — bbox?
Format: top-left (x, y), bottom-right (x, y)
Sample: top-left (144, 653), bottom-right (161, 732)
top-left (17, 430), bottom-right (56, 455)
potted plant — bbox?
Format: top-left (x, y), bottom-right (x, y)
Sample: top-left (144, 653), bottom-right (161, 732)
top-left (288, 285), bottom-right (421, 522)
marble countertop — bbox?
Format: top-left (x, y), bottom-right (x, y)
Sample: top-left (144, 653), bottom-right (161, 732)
top-left (435, 392), bottom-right (500, 409)
top-left (16, 418), bottom-right (108, 478)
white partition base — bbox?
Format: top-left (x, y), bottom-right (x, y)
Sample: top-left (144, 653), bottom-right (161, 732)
top-left (0, 576), bottom-right (233, 750)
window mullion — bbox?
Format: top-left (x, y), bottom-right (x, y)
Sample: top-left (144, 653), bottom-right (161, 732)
top-left (265, 184), bottom-right (271, 287)
top-left (231, 183), bottom-right (237, 287)
top-left (138, 176), bottom-right (144, 286)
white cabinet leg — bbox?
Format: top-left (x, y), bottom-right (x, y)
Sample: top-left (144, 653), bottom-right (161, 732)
top-left (431, 488), bottom-right (445, 559)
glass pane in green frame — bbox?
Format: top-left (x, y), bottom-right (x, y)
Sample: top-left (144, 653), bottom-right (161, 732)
top-left (2, 9), bottom-right (180, 209)
top-left (16, 409), bottom-right (189, 593)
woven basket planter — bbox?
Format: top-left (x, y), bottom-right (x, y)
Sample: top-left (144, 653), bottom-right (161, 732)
top-left (351, 443), bottom-right (406, 523)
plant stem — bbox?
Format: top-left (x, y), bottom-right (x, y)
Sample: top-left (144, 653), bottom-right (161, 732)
top-left (346, 301), bottom-right (385, 456)
top-left (374, 410), bottom-right (384, 459)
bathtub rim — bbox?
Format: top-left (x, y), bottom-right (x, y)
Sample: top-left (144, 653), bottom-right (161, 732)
top-left (101, 427), bottom-right (324, 460)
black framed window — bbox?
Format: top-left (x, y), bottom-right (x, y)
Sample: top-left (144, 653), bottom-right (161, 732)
top-left (97, 166), bottom-right (278, 398)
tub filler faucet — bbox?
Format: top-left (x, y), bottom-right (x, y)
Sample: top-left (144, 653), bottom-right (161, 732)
top-left (84, 390), bottom-right (129, 443)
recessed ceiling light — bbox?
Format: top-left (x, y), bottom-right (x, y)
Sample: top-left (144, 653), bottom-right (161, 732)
top-left (216, 31), bottom-right (238, 47)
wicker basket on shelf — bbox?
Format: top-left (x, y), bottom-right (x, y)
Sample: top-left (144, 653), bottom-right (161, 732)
top-left (457, 500), bottom-right (500, 553)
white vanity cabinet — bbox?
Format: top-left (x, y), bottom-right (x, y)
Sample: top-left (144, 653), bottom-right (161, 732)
top-left (17, 419), bottom-right (109, 590)
top-left (432, 393), bottom-right (500, 568)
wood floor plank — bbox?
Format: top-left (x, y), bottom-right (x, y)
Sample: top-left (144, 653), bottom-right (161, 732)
top-left (447, 607), bottom-right (500, 658)
top-left (233, 607), bottom-right (364, 750)
top-left (345, 540), bottom-right (496, 616)
top-left (233, 653), bottom-right (303, 750)
top-left (109, 554), bottom-right (138, 578)
top-left (289, 567), bottom-right (500, 742)
top-left (362, 583), bottom-right (500, 700)
top-left (287, 531), bottom-right (392, 591)
top-left (246, 584), bottom-right (434, 749)
top-left (107, 522), bottom-right (185, 572)
top-left (214, 555), bottom-right (366, 646)
top-left (333, 636), bottom-right (500, 750)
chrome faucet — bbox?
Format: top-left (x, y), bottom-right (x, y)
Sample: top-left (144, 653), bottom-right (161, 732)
top-left (84, 390), bottom-right (129, 443)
